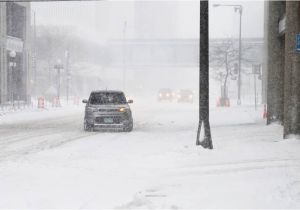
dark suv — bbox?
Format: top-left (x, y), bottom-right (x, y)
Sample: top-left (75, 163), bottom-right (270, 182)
top-left (82, 90), bottom-right (133, 132)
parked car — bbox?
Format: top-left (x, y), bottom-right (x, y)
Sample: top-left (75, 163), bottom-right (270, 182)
top-left (177, 89), bottom-right (194, 103)
top-left (82, 90), bottom-right (133, 132)
top-left (157, 88), bottom-right (175, 102)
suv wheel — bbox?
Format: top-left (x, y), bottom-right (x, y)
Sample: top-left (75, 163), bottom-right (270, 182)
top-left (124, 122), bottom-right (133, 132)
top-left (84, 120), bottom-right (94, 132)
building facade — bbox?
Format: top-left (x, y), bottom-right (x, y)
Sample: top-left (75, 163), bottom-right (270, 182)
top-left (265, 1), bottom-right (300, 137)
top-left (0, 2), bottom-right (31, 104)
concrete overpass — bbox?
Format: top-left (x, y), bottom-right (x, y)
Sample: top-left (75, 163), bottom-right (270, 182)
top-left (107, 38), bottom-right (263, 69)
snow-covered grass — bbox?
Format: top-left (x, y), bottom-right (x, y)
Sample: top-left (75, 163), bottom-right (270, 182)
top-left (0, 98), bottom-right (300, 209)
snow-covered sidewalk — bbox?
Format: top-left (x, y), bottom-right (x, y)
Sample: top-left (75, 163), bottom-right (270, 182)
top-left (0, 101), bottom-right (299, 209)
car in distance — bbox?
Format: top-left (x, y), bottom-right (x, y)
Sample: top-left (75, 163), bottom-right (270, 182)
top-left (82, 90), bottom-right (133, 132)
top-left (157, 88), bottom-right (174, 102)
top-left (177, 89), bottom-right (194, 103)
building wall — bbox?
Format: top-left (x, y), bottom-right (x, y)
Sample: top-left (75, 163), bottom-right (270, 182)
top-left (266, 1), bottom-right (286, 124)
top-left (283, 1), bottom-right (300, 137)
top-left (266, 1), bottom-right (300, 137)
top-left (0, 3), bottom-right (7, 103)
top-left (0, 2), bottom-right (31, 104)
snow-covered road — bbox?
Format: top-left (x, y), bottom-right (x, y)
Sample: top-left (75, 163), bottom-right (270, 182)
top-left (0, 108), bottom-right (96, 162)
top-left (0, 101), bottom-right (300, 209)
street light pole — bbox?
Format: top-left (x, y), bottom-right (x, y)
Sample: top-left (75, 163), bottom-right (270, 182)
top-left (9, 50), bottom-right (16, 108)
top-left (65, 50), bottom-right (70, 104)
top-left (237, 6), bottom-right (242, 105)
top-left (54, 59), bottom-right (63, 107)
top-left (213, 4), bottom-right (243, 105)
top-left (122, 21), bottom-right (127, 91)
top-left (33, 11), bottom-right (37, 95)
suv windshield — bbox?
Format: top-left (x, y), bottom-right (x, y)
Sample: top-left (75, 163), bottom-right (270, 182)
top-left (89, 92), bottom-right (127, 105)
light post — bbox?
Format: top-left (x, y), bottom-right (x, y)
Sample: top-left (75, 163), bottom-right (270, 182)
top-left (122, 21), bottom-right (127, 91)
top-left (65, 50), bottom-right (70, 104)
top-left (9, 50), bottom-right (17, 107)
top-left (252, 64), bottom-right (262, 110)
top-left (213, 4), bottom-right (243, 105)
top-left (54, 59), bottom-right (63, 106)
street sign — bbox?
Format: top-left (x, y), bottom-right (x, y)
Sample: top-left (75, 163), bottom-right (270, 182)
top-left (296, 34), bottom-right (300, 52)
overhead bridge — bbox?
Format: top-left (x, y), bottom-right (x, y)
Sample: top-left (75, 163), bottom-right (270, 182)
top-left (107, 38), bottom-right (263, 68)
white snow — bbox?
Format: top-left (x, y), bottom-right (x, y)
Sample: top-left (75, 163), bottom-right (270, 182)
top-left (0, 98), bottom-right (300, 209)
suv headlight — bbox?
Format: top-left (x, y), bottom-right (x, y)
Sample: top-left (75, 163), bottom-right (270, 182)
top-left (119, 107), bottom-right (127, 112)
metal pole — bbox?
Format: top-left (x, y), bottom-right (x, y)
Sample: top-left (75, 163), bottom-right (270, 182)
top-left (237, 7), bottom-right (242, 105)
top-left (57, 67), bottom-right (60, 101)
top-left (122, 21), bottom-right (127, 91)
top-left (33, 11), bottom-right (37, 94)
top-left (65, 51), bottom-right (69, 104)
top-left (9, 64), bottom-right (13, 106)
top-left (196, 0), bottom-right (213, 149)
top-left (254, 73), bottom-right (257, 110)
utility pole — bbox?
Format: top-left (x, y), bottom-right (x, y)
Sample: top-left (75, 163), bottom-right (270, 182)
top-left (196, 0), bottom-right (213, 149)
top-left (122, 21), bottom-right (127, 91)
top-left (65, 50), bottom-right (70, 104)
top-left (9, 51), bottom-right (17, 108)
top-left (54, 60), bottom-right (63, 106)
top-left (33, 11), bottom-right (37, 95)
top-left (254, 72), bottom-right (257, 110)
top-left (237, 6), bottom-right (243, 105)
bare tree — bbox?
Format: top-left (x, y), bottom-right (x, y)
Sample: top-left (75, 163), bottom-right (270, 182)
top-left (210, 39), bottom-right (258, 105)
top-left (210, 39), bottom-right (237, 105)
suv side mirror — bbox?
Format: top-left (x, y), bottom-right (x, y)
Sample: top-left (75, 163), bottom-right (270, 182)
top-left (82, 99), bottom-right (88, 103)
top-left (127, 99), bottom-right (133, 104)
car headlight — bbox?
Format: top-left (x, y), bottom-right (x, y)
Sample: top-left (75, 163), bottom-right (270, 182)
top-left (119, 107), bottom-right (126, 112)
top-left (166, 93), bottom-right (170, 97)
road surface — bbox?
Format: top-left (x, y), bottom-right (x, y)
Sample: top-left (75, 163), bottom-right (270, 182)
top-left (0, 103), bottom-right (300, 208)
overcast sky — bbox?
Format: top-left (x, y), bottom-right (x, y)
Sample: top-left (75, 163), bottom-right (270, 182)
top-left (32, 1), bottom-right (264, 43)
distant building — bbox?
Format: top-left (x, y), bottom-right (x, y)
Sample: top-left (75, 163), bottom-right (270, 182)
top-left (0, 2), bottom-right (31, 104)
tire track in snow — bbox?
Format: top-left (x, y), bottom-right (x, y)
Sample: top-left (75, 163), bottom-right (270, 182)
top-left (167, 158), bottom-right (300, 177)
top-left (0, 112), bottom-right (97, 162)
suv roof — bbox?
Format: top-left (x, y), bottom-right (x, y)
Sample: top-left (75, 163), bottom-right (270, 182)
top-left (91, 90), bottom-right (124, 94)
